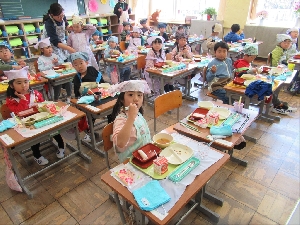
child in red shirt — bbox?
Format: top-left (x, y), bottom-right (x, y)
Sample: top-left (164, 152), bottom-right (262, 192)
top-left (5, 67), bottom-right (65, 165)
top-left (233, 45), bottom-right (258, 77)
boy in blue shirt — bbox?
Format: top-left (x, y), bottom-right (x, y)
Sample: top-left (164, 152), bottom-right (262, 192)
top-left (206, 42), bottom-right (233, 104)
top-left (224, 24), bottom-right (245, 43)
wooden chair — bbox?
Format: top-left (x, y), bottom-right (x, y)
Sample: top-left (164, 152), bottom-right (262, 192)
top-left (33, 59), bottom-right (40, 73)
top-left (1, 104), bottom-right (12, 120)
top-left (102, 122), bottom-right (114, 169)
top-left (154, 90), bottom-right (182, 133)
top-left (267, 52), bottom-right (272, 67)
top-left (136, 54), bottom-right (146, 78)
top-left (119, 41), bottom-right (126, 51)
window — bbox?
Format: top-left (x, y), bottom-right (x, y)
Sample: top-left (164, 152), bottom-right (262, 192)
top-left (253, 0), bottom-right (297, 27)
top-left (134, 0), bottom-right (150, 23)
top-left (151, 0), bottom-right (176, 21)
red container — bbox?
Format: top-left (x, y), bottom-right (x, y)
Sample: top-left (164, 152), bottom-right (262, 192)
top-left (154, 62), bottom-right (165, 68)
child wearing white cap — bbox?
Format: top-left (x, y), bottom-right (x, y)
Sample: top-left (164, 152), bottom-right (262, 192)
top-left (127, 26), bottom-right (144, 53)
top-left (108, 80), bottom-right (151, 162)
top-left (67, 15), bottom-right (99, 70)
top-left (4, 67), bottom-right (65, 165)
top-left (35, 37), bottom-right (64, 71)
top-left (206, 23), bottom-right (223, 56)
top-left (103, 36), bottom-right (131, 83)
top-left (271, 34), bottom-right (292, 66)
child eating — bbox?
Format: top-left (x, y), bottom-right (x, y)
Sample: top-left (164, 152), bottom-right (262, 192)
top-left (206, 23), bottom-right (223, 56)
top-left (224, 24), bottom-right (245, 43)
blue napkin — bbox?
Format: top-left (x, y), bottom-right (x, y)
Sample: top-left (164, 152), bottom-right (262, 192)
top-left (210, 124), bottom-right (233, 136)
top-left (274, 75), bottom-right (287, 81)
top-left (77, 96), bottom-right (95, 104)
top-left (0, 120), bottom-right (15, 132)
top-left (132, 180), bottom-right (171, 211)
top-left (117, 56), bottom-right (124, 62)
top-left (45, 73), bottom-right (60, 79)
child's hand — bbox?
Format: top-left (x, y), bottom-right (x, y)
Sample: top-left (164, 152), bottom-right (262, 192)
top-left (109, 50), bottom-right (114, 54)
top-left (126, 35), bottom-right (131, 41)
top-left (12, 65), bottom-right (22, 70)
top-left (252, 67), bottom-right (258, 74)
top-left (14, 91), bottom-right (26, 100)
top-left (127, 103), bottom-right (138, 121)
top-left (18, 60), bottom-right (26, 67)
top-left (211, 65), bottom-right (217, 73)
top-left (52, 58), bottom-right (58, 64)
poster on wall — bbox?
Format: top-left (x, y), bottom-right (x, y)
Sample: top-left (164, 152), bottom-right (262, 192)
top-left (58, 0), bottom-right (79, 16)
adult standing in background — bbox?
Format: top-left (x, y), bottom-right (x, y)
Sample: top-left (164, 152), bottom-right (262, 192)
top-left (42, 3), bottom-right (75, 102)
top-left (114, 0), bottom-right (130, 33)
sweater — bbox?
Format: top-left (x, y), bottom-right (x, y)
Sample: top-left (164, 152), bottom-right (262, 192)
top-left (224, 31), bottom-right (245, 43)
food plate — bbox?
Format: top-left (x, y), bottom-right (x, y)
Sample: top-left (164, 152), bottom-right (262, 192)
top-left (294, 55), bottom-right (300, 59)
top-left (160, 143), bottom-right (193, 165)
top-left (209, 107), bottom-right (231, 120)
top-left (198, 101), bottom-right (214, 110)
top-left (98, 83), bottom-right (111, 89)
top-left (111, 54), bottom-right (119, 58)
top-left (17, 107), bottom-right (39, 118)
top-left (21, 112), bottom-right (54, 126)
top-left (187, 108), bottom-right (209, 122)
top-left (244, 79), bottom-right (255, 86)
top-left (0, 80), bottom-right (9, 84)
top-left (132, 143), bottom-right (162, 163)
top-left (54, 69), bottom-right (64, 73)
top-left (194, 58), bottom-right (201, 62)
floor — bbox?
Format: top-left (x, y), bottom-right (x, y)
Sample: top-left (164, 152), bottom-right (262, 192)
top-left (0, 59), bottom-right (299, 225)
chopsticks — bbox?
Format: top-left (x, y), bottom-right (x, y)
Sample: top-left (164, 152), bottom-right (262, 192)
top-left (180, 122), bottom-right (201, 133)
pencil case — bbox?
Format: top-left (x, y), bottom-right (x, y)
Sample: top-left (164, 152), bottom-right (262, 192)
top-left (34, 116), bottom-right (64, 129)
top-left (168, 157), bottom-right (200, 183)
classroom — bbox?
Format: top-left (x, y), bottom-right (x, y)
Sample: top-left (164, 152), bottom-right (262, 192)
top-left (0, 0), bottom-right (299, 224)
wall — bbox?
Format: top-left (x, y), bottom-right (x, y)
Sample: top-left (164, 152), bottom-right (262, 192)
top-left (218, 0), bottom-right (251, 34)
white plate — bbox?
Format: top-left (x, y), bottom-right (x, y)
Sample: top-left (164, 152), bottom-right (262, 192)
top-left (0, 80), bottom-right (9, 84)
top-left (244, 80), bottom-right (255, 86)
top-left (21, 112), bottom-right (50, 123)
top-left (98, 83), bottom-right (111, 89)
top-left (160, 143), bottom-right (193, 165)
top-left (210, 107), bottom-right (231, 120)
top-left (241, 74), bottom-right (255, 80)
top-left (198, 101), bottom-right (214, 110)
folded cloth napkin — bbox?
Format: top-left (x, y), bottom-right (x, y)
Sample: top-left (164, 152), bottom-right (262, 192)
top-left (0, 120), bottom-right (15, 132)
top-left (45, 73), bottom-right (60, 79)
top-left (274, 75), bottom-right (287, 81)
top-left (77, 95), bottom-right (95, 104)
top-left (210, 124), bottom-right (233, 136)
top-left (132, 180), bottom-right (171, 211)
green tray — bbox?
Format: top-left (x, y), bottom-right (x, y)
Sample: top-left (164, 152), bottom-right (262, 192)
top-left (90, 18), bottom-right (97, 24)
top-left (5, 26), bottom-right (19, 34)
top-left (100, 18), bottom-right (108, 25)
top-left (130, 158), bottom-right (178, 179)
top-left (24, 24), bottom-right (35, 32)
top-left (9, 38), bottom-right (22, 47)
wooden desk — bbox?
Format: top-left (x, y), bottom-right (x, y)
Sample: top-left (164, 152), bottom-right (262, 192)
top-left (41, 71), bottom-right (76, 101)
top-left (70, 97), bottom-right (117, 168)
top-left (0, 78), bottom-right (48, 102)
top-left (146, 63), bottom-right (198, 101)
top-left (173, 102), bottom-right (258, 166)
top-left (0, 103), bottom-right (91, 198)
top-left (101, 125), bottom-right (230, 225)
top-left (103, 57), bottom-right (137, 82)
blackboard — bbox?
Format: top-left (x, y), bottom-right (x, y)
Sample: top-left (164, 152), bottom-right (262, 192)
top-left (1, 0), bottom-right (86, 19)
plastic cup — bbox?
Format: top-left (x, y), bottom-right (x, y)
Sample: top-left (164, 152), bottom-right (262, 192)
top-left (288, 63), bottom-right (295, 71)
top-left (233, 102), bottom-right (244, 113)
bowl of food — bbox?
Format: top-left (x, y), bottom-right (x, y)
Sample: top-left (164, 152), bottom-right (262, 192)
top-left (137, 46), bottom-right (144, 50)
top-left (96, 40), bottom-right (103, 45)
top-left (153, 133), bottom-right (173, 148)
top-left (154, 62), bottom-right (165, 68)
top-left (194, 58), bottom-right (201, 62)
top-left (111, 54), bottom-right (120, 58)
top-left (165, 60), bottom-right (173, 65)
top-left (262, 66), bottom-right (271, 73)
top-left (294, 55), bottom-right (300, 59)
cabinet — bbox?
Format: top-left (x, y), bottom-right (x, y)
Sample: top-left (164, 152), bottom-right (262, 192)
top-left (0, 13), bottom-right (135, 58)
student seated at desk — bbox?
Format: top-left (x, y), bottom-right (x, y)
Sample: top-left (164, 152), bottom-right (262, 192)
top-left (157, 23), bottom-right (169, 42)
top-left (89, 31), bottom-right (100, 49)
top-left (35, 37), bottom-right (64, 71)
top-left (127, 26), bottom-right (144, 53)
top-left (271, 34), bottom-right (292, 67)
top-left (206, 23), bottom-right (223, 57)
top-left (0, 41), bottom-right (26, 75)
top-left (171, 33), bottom-right (193, 61)
top-left (109, 80), bottom-right (151, 162)
top-left (104, 36), bottom-right (131, 83)
top-left (67, 15), bottom-right (99, 70)
top-left (120, 22), bottom-right (131, 49)
top-left (224, 24), bottom-right (244, 43)
top-left (4, 67), bottom-right (65, 165)
top-left (233, 45), bottom-right (258, 77)
top-left (139, 18), bottom-right (153, 35)
top-left (206, 42), bottom-right (233, 104)
top-left (69, 52), bottom-right (104, 98)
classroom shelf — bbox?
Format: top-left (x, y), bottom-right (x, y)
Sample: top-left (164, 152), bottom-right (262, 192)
top-left (0, 14), bottom-right (135, 57)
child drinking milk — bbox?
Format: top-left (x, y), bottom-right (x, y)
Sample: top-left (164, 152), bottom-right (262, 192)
top-left (35, 37), bottom-right (64, 71)
top-left (4, 67), bottom-right (65, 165)
top-left (108, 80), bottom-right (151, 162)
top-left (67, 15), bottom-right (99, 70)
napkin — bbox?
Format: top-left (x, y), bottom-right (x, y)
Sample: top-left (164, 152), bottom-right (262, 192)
top-left (0, 120), bottom-right (15, 132)
top-left (77, 96), bottom-right (95, 104)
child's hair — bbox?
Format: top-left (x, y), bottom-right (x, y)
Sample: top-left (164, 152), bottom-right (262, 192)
top-left (108, 92), bottom-right (144, 123)
top-left (6, 79), bottom-right (32, 98)
top-left (231, 24), bottom-right (240, 33)
top-left (43, 3), bottom-right (64, 22)
top-left (178, 25), bottom-right (184, 31)
top-left (214, 41), bottom-right (229, 52)
top-left (151, 38), bottom-right (163, 59)
top-left (212, 25), bottom-right (215, 33)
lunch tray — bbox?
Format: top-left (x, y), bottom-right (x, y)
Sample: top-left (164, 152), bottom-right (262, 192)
top-left (168, 157), bottom-right (200, 183)
top-left (34, 116), bottom-right (64, 129)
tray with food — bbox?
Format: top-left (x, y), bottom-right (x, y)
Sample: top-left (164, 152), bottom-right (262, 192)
top-left (131, 143), bottom-right (162, 169)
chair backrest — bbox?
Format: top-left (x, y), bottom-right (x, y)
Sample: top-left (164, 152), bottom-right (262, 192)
top-left (202, 66), bottom-right (208, 84)
top-left (267, 52), bottom-right (272, 67)
top-left (102, 122), bottom-right (114, 169)
top-left (33, 59), bottom-right (40, 73)
top-left (154, 90), bottom-right (182, 133)
top-left (1, 104), bottom-right (12, 120)
top-left (137, 54), bottom-right (146, 70)
top-left (119, 41), bottom-right (126, 51)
